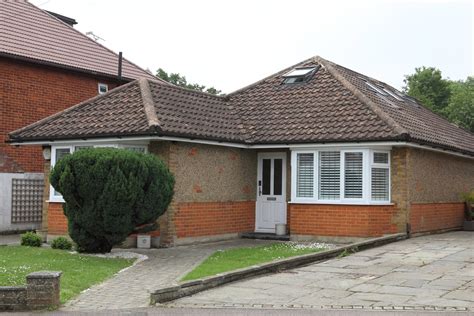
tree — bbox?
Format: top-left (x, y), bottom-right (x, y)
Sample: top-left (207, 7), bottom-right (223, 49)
top-left (50, 148), bottom-right (174, 253)
top-left (404, 66), bottom-right (473, 133)
top-left (403, 66), bottom-right (451, 114)
top-left (156, 68), bottom-right (222, 95)
top-left (444, 77), bottom-right (474, 132)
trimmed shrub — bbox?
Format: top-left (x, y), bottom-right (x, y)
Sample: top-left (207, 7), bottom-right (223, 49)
top-left (50, 148), bottom-right (174, 253)
top-left (51, 237), bottom-right (73, 250)
top-left (21, 231), bottom-right (42, 247)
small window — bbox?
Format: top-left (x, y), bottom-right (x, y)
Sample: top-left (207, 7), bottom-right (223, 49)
top-left (262, 159), bottom-right (271, 195)
top-left (371, 168), bottom-right (389, 201)
top-left (382, 88), bottom-right (404, 101)
top-left (373, 152), bottom-right (389, 164)
top-left (365, 81), bottom-right (387, 95)
top-left (273, 159), bottom-right (283, 196)
top-left (344, 152), bottom-right (363, 199)
top-left (52, 147), bottom-right (72, 196)
top-left (98, 83), bottom-right (108, 94)
top-left (319, 151), bottom-right (340, 200)
top-left (282, 66), bottom-right (318, 84)
top-left (283, 67), bottom-right (316, 77)
top-left (296, 153), bottom-right (314, 198)
top-left (74, 145), bottom-right (93, 151)
top-left (371, 151), bottom-right (390, 202)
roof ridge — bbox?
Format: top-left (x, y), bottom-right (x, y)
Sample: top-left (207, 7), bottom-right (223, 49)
top-left (148, 78), bottom-right (227, 100)
top-left (8, 80), bottom-right (138, 140)
top-left (227, 56), bottom-right (317, 96)
top-left (138, 78), bottom-right (161, 131)
top-left (316, 56), bottom-right (409, 138)
top-left (23, 1), bottom-right (162, 82)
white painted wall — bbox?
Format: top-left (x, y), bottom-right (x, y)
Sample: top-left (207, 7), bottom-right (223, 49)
top-left (0, 173), bottom-right (43, 232)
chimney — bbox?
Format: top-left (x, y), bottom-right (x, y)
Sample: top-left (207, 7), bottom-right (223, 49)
top-left (118, 52), bottom-right (123, 83)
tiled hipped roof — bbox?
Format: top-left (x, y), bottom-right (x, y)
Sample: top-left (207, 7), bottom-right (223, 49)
top-left (0, 0), bottom-right (157, 81)
top-left (8, 57), bottom-right (474, 156)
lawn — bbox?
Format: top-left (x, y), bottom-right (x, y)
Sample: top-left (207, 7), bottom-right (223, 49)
top-left (0, 246), bottom-right (134, 304)
top-left (182, 242), bottom-right (328, 281)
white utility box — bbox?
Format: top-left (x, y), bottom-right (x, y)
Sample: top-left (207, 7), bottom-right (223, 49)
top-left (137, 235), bottom-right (151, 249)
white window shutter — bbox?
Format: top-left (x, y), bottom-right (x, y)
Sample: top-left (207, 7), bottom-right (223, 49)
top-left (319, 151), bottom-right (340, 200)
top-left (296, 153), bottom-right (314, 198)
top-left (371, 168), bottom-right (389, 200)
top-left (344, 152), bottom-right (363, 199)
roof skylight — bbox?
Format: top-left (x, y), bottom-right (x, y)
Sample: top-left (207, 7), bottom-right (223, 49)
top-left (282, 66), bottom-right (318, 84)
top-left (282, 67), bottom-right (316, 78)
top-left (365, 81), bottom-right (387, 95)
top-left (382, 88), bottom-right (404, 101)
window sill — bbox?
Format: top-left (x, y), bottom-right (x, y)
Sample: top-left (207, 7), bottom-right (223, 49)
top-left (289, 200), bottom-right (394, 206)
top-left (46, 199), bottom-right (65, 204)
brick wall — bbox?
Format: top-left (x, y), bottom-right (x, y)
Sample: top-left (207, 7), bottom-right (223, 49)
top-left (47, 203), bottom-right (67, 235)
top-left (0, 57), bottom-right (118, 173)
top-left (410, 202), bottom-right (464, 234)
top-left (175, 201), bottom-right (255, 238)
top-left (0, 271), bottom-right (61, 311)
top-left (289, 204), bottom-right (398, 237)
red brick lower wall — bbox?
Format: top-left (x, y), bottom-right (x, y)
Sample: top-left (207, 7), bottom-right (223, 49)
top-left (289, 204), bottom-right (399, 237)
top-left (47, 203), bottom-right (68, 235)
top-left (47, 202), bottom-right (161, 237)
top-left (410, 202), bottom-right (464, 233)
top-left (175, 201), bottom-right (255, 238)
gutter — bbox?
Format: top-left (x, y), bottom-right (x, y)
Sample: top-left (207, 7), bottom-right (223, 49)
top-left (8, 135), bottom-right (474, 159)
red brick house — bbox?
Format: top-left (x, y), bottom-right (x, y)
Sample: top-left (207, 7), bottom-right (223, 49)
top-left (8, 56), bottom-right (474, 247)
top-left (0, 1), bottom-right (157, 232)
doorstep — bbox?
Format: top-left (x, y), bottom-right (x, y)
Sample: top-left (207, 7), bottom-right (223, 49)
top-left (240, 232), bottom-right (290, 241)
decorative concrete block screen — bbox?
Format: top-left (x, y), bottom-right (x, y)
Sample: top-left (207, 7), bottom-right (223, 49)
top-left (0, 271), bottom-right (61, 311)
top-left (11, 178), bottom-right (44, 223)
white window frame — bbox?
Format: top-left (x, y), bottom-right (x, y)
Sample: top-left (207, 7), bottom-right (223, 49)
top-left (291, 147), bottom-right (391, 205)
top-left (98, 83), bottom-right (108, 94)
top-left (369, 150), bottom-right (391, 202)
top-left (48, 142), bottom-right (148, 203)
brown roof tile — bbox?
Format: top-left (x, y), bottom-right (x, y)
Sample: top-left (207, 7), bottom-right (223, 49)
top-left (8, 56), bottom-right (474, 156)
top-left (0, 0), bottom-right (157, 81)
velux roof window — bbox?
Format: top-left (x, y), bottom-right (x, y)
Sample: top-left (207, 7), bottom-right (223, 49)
top-left (282, 66), bottom-right (318, 84)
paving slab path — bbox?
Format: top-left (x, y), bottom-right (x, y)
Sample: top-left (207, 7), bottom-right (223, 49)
top-left (61, 239), bottom-right (274, 311)
top-left (169, 231), bottom-right (474, 311)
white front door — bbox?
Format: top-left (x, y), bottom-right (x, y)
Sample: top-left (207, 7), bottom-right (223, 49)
top-left (256, 152), bottom-right (287, 233)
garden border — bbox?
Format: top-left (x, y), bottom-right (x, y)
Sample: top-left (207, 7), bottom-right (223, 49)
top-left (151, 233), bottom-right (407, 304)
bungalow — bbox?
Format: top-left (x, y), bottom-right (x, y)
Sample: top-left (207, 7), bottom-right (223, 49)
top-left (8, 56), bottom-right (474, 247)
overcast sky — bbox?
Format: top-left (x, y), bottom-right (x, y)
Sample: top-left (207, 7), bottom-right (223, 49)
top-left (31, 0), bottom-right (472, 93)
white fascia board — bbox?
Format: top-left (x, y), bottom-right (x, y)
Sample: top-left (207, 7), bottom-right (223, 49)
top-left (10, 137), bottom-right (473, 159)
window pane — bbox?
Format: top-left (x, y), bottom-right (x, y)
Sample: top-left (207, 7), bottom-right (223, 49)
top-left (125, 147), bottom-right (146, 153)
top-left (374, 152), bottom-right (389, 164)
top-left (372, 168), bottom-right (389, 201)
top-left (262, 159), bottom-right (271, 195)
top-left (74, 146), bottom-right (92, 151)
top-left (273, 159), bottom-right (283, 196)
top-left (296, 153), bottom-right (314, 198)
top-left (54, 148), bottom-right (71, 196)
top-left (344, 152), bottom-right (363, 199)
top-left (319, 151), bottom-right (340, 200)
top-left (55, 148), bottom-right (70, 163)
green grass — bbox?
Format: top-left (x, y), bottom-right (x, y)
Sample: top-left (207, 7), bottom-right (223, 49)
top-left (182, 242), bottom-right (327, 281)
top-left (0, 246), bottom-right (134, 304)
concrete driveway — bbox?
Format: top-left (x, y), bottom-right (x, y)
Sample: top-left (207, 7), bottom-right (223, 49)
top-left (168, 231), bottom-right (474, 312)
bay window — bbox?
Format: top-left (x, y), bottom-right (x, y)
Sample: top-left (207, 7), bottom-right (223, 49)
top-left (292, 148), bottom-right (390, 204)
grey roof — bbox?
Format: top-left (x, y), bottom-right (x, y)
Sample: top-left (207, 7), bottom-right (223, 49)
top-left (9, 56), bottom-right (474, 156)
